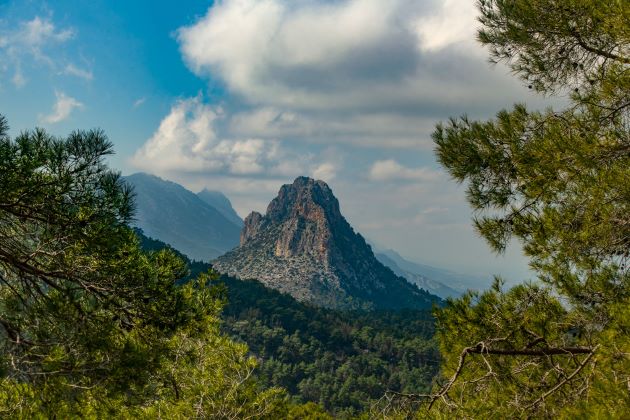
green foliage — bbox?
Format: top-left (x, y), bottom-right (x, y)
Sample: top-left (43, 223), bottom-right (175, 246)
top-left (477, 0), bottom-right (629, 94)
top-left (421, 0), bottom-right (629, 417)
top-left (139, 231), bottom-right (440, 418)
top-left (0, 120), bottom-right (286, 417)
top-left (428, 282), bottom-right (624, 418)
top-left (221, 277), bottom-right (439, 418)
top-left (286, 402), bottom-right (334, 419)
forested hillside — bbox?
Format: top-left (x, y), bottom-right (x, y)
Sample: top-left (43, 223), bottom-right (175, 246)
top-left (140, 231), bottom-right (440, 417)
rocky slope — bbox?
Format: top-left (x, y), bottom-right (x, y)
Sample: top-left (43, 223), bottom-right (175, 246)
top-left (124, 173), bottom-right (241, 261)
top-left (213, 176), bottom-right (440, 310)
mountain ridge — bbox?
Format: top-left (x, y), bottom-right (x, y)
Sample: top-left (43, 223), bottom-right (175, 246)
top-left (376, 248), bottom-right (489, 292)
top-left (374, 252), bottom-right (461, 299)
top-left (124, 172), bottom-right (241, 261)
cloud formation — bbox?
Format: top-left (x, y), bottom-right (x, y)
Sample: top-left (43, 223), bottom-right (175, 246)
top-left (177, 0), bottom-right (494, 111)
top-left (0, 16), bottom-right (76, 87)
top-left (131, 97), bottom-right (336, 179)
top-left (41, 91), bottom-right (83, 124)
top-left (414, 0), bottom-right (478, 52)
top-left (63, 63), bottom-right (93, 80)
top-left (170, 0), bottom-right (546, 156)
top-left (14, 16), bottom-right (73, 51)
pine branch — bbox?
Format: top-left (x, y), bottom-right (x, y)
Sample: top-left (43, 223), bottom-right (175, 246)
top-left (526, 345), bottom-right (599, 410)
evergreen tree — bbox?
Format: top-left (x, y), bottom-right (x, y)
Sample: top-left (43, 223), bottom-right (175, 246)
top-left (0, 119), bottom-right (285, 417)
top-left (393, 0), bottom-right (629, 417)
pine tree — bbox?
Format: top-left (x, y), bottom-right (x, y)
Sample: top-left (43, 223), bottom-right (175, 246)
top-left (404, 0), bottom-right (629, 417)
top-left (0, 118), bottom-right (286, 417)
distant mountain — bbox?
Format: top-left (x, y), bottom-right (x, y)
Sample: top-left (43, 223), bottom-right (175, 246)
top-left (124, 173), bottom-right (241, 261)
top-left (213, 176), bottom-right (441, 310)
top-left (375, 248), bottom-right (490, 293)
top-left (197, 189), bottom-right (243, 227)
top-left (374, 252), bottom-right (461, 299)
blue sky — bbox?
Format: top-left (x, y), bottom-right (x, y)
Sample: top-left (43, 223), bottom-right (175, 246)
top-left (0, 0), bottom-right (559, 283)
top-left (0, 0), bottom-right (213, 163)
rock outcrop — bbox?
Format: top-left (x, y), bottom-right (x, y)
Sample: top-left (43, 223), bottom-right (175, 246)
top-left (213, 177), bottom-right (440, 310)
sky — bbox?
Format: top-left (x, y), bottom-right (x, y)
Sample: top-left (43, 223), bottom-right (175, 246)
top-left (0, 0), bottom-right (561, 283)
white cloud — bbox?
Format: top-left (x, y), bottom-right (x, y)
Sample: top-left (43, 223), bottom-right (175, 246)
top-left (63, 63), bottom-right (93, 80)
top-left (0, 16), bottom-right (79, 87)
top-left (41, 91), bottom-right (83, 124)
top-left (312, 162), bottom-right (337, 181)
top-left (414, 0), bottom-right (479, 52)
top-left (368, 159), bottom-right (440, 181)
top-left (131, 97), bottom-right (332, 177)
top-left (174, 0), bottom-right (547, 153)
top-left (176, 0), bottom-right (521, 112)
top-left (20, 16), bottom-right (74, 47)
top-left (176, 0), bottom-right (425, 108)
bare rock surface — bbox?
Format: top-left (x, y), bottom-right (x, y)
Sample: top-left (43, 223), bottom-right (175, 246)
top-left (214, 177), bottom-right (440, 310)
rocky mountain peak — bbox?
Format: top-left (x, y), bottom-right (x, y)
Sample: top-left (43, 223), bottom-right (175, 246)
top-left (266, 176), bottom-right (341, 224)
top-left (214, 176), bottom-right (440, 310)
top-left (239, 177), bottom-right (341, 261)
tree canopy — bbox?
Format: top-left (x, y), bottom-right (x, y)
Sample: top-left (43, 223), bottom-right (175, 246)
top-left (384, 0), bottom-right (629, 417)
top-left (0, 119), bottom-right (286, 417)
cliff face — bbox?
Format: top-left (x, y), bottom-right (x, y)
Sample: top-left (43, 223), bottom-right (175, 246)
top-left (213, 177), bottom-right (440, 310)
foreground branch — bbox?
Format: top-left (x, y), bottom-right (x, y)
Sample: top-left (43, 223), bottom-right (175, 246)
top-left (421, 342), bottom-right (597, 411)
top-left (526, 345), bottom-right (599, 410)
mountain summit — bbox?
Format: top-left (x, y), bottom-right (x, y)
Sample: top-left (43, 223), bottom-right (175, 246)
top-left (197, 189), bottom-right (243, 228)
top-left (213, 177), bottom-right (439, 309)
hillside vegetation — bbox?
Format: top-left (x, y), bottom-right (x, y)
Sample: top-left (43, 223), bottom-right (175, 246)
top-left (141, 231), bottom-right (439, 418)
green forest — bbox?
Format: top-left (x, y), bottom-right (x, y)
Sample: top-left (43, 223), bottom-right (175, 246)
top-left (141, 232), bottom-right (439, 417)
top-left (1, 0), bottom-right (628, 418)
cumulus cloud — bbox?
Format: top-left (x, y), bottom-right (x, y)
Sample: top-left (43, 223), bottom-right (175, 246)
top-left (312, 162), bottom-right (337, 181)
top-left (414, 0), bottom-right (479, 52)
top-left (41, 91), bottom-right (83, 124)
top-left (368, 159), bottom-right (440, 181)
top-left (173, 0), bottom-right (547, 153)
top-left (177, 0), bottom-right (527, 112)
top-left (131, 97), bottom-right (334, 177)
